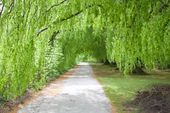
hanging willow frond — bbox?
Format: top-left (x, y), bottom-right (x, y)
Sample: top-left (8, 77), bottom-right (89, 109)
top-left (0, 0), bottom-right (170, 100)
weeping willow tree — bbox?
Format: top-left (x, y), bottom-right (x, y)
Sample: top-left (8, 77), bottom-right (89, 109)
top-left (0, 0), bottom-right (170, 100)
top-left (105, 0), bottom-right (170, 74)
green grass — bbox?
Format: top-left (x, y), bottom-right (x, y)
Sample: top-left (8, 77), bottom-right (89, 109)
top-left (92, 65), bottom-right (170, 113)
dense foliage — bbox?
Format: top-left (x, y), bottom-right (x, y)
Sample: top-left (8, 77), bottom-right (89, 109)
top-left (0, 0), bottom-right (170, 100)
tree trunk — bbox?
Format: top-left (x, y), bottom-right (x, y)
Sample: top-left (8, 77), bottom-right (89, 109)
top-left (132, 66), bottom-right (147, 75)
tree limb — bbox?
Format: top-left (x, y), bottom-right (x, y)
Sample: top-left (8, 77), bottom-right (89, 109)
top-left (37, 27), bottom-right (48, 36)
top-left (49, 30), bottom-right (60, 47)
top-left (8, 0), bottom-right (15, 14)
top-left (47, 0), bottom-right (68, 12)
top-left (53, 4), bottom-right (102, 24)
top-left (37, 4), bottom-right (103, 36)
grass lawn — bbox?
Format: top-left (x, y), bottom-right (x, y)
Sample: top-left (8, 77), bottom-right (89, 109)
top-left (92, 64), bottom-right (170, 113)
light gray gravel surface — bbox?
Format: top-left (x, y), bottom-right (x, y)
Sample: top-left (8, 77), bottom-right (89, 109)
top-left (18, 63), bottom-right (113, 113)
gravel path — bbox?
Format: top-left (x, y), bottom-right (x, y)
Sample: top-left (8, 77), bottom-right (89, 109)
top-left (18, 63), bottom-right (113, 113)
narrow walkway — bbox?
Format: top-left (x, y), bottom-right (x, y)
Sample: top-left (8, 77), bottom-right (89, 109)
top-left (18, 63), bottom-right (113, 113)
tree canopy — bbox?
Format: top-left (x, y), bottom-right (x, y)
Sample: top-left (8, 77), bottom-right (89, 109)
top-left (0, 0), bottom-right (170, 99)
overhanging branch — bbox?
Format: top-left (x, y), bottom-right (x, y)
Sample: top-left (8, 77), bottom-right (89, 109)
top-left (57, 4), bottom-right (103, 23)
top-left (8, 0), bottom-right (14, 14)
top-left (47, 0), bottom-right (68, 12)
top-left (37, 4), bottom-right (103, 36)
top-left (49, 30), bottom-right (60, 47)
top-left (37, 27), bottom-right (48, 36)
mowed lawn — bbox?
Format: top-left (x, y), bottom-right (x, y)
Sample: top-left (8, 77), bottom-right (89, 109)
top-left (92, 64), bottom-right (170, 113)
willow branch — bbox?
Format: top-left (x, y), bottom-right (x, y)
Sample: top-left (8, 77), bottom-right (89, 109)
top-left (53, 4), bottom-right (103, 24)
top-left (47, 0), bottom-right (68, 12)
top-left (37, 27), bottom-right (48, 36)
top-left (49, 30), bottom-right (60, 47)
top-left (37, 4), bottom-right (103, 36)
top-left (8, 0), bottom-right (14, 14)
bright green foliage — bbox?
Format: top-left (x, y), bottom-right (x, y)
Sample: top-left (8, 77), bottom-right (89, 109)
top-left (0, 0), bottom-right (170, 100)
top-left (105, 0), bottom-right (170, 74)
